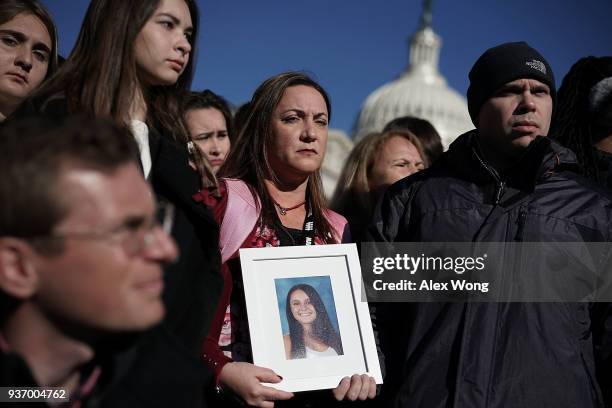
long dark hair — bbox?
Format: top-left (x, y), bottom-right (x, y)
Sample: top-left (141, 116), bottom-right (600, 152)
top-left (25, 0), bottom-right (214, 187)
top-left (551, 56), bottom-right (612, 182)
top-left (285, 284), bottom-right (343, 359)
top-left (0, 0), bottom-right (58, 79)
top-left (220, 72), bottom-right (337, 242)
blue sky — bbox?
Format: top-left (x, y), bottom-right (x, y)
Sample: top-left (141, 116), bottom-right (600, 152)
top-left (41, 0), bottom-right (612, 135)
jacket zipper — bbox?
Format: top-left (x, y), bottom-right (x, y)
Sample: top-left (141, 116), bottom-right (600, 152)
top-left (494, 181), bottom-right (506, 205)
top-left (469, 146), bottom-right (507, 407)
top-left (515, 210), bottom-right (527, 241)
top-left (473, 148), bottom-right (506, 204)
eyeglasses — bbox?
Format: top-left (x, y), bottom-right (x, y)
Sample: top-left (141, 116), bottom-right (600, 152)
top-left (34, 201), bottom-right (175, 256)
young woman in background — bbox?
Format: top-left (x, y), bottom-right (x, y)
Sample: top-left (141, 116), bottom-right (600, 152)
top-left (0, 0), bottom-right (57, 121)
top-left (183, 89), bottom-right (233, 174)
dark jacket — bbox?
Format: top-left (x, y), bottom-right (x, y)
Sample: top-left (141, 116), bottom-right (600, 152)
top-left (0, 327), bottom-right (210, 408)
top-left (369, 131), bottom-right (612, 408)
top-left (148, 131), bottom-right (223, 353)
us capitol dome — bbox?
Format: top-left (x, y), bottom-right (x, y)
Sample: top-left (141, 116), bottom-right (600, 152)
top-left (354, 2), bottom-right (473, 148)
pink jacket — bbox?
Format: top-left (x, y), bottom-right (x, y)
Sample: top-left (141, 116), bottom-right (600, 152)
top-left (219, 178), bottom-right (350, 263)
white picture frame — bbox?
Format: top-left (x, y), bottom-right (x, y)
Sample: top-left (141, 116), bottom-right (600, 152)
top-left (239, 243), bottom-right (383, 393)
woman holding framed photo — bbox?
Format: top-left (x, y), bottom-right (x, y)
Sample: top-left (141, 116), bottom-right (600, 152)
top-left (194, 71), bottom-right (376, 407)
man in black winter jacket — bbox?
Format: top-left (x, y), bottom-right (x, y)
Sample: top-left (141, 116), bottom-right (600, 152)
top-left (369, 42), bottom-right (612, 408)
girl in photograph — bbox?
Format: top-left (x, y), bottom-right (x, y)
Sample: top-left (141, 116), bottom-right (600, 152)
top-left (194, 71), bottom-right (376, 407)
top-left (284, 284), bottom-right (343, 360)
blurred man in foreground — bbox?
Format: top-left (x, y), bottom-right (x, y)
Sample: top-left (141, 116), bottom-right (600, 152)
top-left (0, 116), bottom-right (178, 404)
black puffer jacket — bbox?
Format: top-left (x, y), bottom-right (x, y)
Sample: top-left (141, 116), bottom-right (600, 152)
top-left (369, 131), bottom-right (612, 408)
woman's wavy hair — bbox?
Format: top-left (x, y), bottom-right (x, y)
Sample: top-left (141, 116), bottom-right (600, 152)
top-left (551, 56), bottom-right (612, 182)
top-left (0, 0), bottom-right (59, 79)
top-left (285, 284), bottom-right (343, 359)
top-left (26, 0), bottom-right (215, 188)
top-left (330, 130), bottom-right (427, 241)
top-left (220, 72), bottom-right (336, 242)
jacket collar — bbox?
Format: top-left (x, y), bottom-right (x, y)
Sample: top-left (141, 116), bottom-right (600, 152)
top-left (442, 130), bottom-right (579, 192)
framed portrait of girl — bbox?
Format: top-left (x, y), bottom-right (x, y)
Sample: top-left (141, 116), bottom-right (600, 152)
top-left (240, 243), bottom-right (382, 392)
